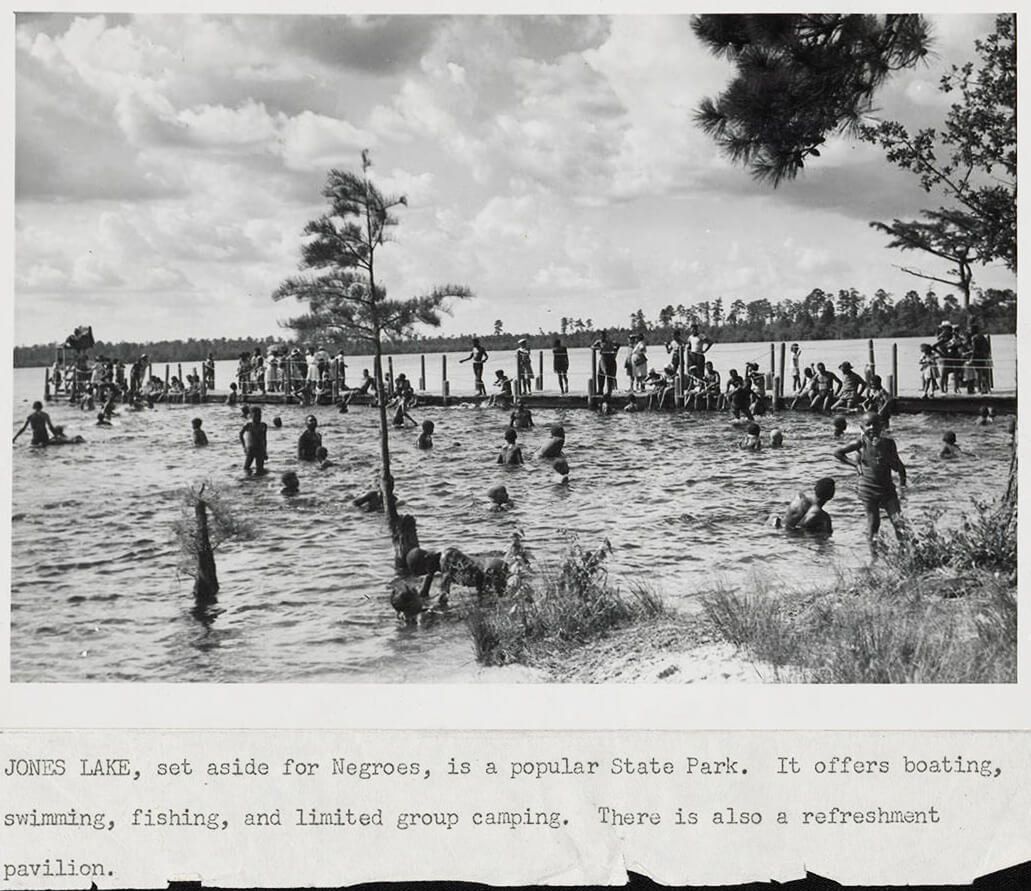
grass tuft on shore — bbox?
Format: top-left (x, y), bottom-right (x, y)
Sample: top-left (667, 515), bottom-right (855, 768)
top-left (467, 532), bottom-right (666, 667)
top-left (702, 499), bottom-right (1017, 684)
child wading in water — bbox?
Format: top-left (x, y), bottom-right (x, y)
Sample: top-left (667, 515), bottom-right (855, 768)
top-left (417, 420), bottom-right (434, 449)
top-left (192, 417), bottom-right (208, 446)
top-left (834, 411), bottom-right (907, 550)
top-left (940, 431), bottom-right (962, 459)
top-left (497, 428), bottom-right (524, 465)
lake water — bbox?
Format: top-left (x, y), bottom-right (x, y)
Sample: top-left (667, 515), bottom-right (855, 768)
top-left (10, 361), bottom-right (1015, 683)
top-left (105, 334), bottom-right (1016, 399)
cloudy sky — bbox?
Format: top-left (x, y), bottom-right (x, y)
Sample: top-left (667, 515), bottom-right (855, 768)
top-left (13, 12), bottom-right (1015, 346)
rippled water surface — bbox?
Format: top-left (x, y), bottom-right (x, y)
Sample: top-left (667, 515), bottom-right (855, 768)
top-left (11, 368), bottom-right (1013, 682)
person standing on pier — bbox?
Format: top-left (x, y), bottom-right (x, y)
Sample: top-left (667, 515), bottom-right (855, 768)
top-left (203, 353), bottom-right (215, 389)
top-left (591, 330), bottom-right (620, 399)
top-left (686, 323), bottom-right (712, 378)
top-left (516, 339), bottom-right (533, 395)
top-left (552, 338), bottom-right (569, 394)
top-left (460, 338), bottom-right (489, 396)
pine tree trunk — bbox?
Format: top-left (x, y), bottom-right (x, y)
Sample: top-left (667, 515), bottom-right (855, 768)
top-left (193, 497), bottom-right (219, 602)
top-left (372, 349), bottom-right (421, 572)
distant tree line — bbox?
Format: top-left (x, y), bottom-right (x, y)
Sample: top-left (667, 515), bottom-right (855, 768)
top-left (13, 286), bottom-right (1015, 368)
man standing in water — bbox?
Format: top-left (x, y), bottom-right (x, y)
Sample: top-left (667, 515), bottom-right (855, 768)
top-left (13, 401), bottom-right (58, 446)
top-left (834, 411), bottom-right (907, 549)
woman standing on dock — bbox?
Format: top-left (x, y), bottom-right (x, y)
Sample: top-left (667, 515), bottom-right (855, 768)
top-left (459, 338), bottom-right (489, 396)
top-left (591, 331), bottom-right (620, 399)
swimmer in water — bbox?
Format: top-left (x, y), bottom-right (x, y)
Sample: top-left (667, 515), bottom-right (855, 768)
top-left (225, 382), bottom-right (238, 406)
top-left (770, 429), bottom-right (784, 448)
top-left (280, 470), bottom-right (300, 496)
top-left (239, 406), bottom-right (268, 475)
top-left (509, 400), bottom-right (534, 430)
top-left (272, 416), bottom-right (283, 429)
top-left (497, 428), bottom-right (524, 465)
top-left (191, 417), bottom-right (208, 446)
top-left (538, 425), bottom-right (565, 459)
top-left (740, 422), bottom-right (761, 451)
top-left (940, 431), bottom-right (962, 459)
top-left (393, 401), bottom-right (417, 427)
top-left (832, 415), bottom-right (848, 439)
top-left (13, 401), bottom-right (58, 446)
top-left (624, 393), bottom-right (640, 413)
top-left (552, 457), bottom-right (570, 483)
top-left (315, 445), bottom-right (335, 469)
top-left (834, 411), bottom-right (908, 548)
top-left (975, 406), bottom-right (994, 426)
top-left (297, 415), bottom-right (321, 461)
top-left (353, 487), bottom-right (384, 512)
top-left (775, 477), bottom-right (836, 534)
top-left (487, 484), bottom-right (513, 510)
top-left (419, 547), bottom-right (509, 604)
top-left (417, 419), bottom-right (434, 450)
top-left (96, 411), bottom-right (112, 428)
top-left (48, 425), bottom-right (85, 445)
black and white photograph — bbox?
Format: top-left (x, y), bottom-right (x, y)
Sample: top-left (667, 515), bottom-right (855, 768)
top-left (11, 11), bottom-right (1017, 685)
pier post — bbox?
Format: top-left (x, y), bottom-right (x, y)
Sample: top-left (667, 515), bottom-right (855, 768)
top-left (443, 379), bottom-right (450, 405)
top-left (536, 350), bottom-right (544, 391)
top-left (591, 349), bottom-right (598, 395)
top-left (778, 342), bottom-right (786, 391)
top-left (419, 355), bottom-right (426, 391)
top-left (891, 343), bottom-right (899, 397)
top-left (867, 339), bottom-right (876, 381)
top-left (587, 378), bottom-right (596, 406)
top-left (769, 342), bottom-right (775, 378)
top-left (774, 375), bottom-right (782, 409)
top-left (888, 374), bottom-right (896, 399)
top-left (285, 360), bottom-right (292, 403)
top-left (674, 374), bottom-right (684, 409)
top-left (44, 368), bottom-right (51, 401)
top-left (386, 357), bottom-right (394, 396)
top-left (441, 355), bottom-right (448, 397)
top-left (986, 334), bottom-right (995, 390)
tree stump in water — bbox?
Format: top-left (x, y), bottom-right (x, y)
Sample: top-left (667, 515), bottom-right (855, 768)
top-left (194, 497), bottom-right (220, 602)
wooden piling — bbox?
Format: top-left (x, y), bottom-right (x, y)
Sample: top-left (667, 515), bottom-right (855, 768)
top-left (419, 355), bottom-right (426, 391)
top-left (441, 354), bottom-right (448, 396)
top-left (774, 375), bottom-right (782, 409)
top-left (387, 356), bottom-right (394, 395)
top-left (891, 343), bottom-right (899, 396)
top-left (769, 342), bottom-right (775, 378)
top-left (986, 334), bottom-right (995, 390)
top-left (888, 374), bottom-right (896, 398)
top-left (867, 338), bottom-right (876, 379)
top-left (674, 374), bottom-right (684, 408)
top-left (537, 350), bottom-right (544, 391)
top-left (591, 349), bottom-right (598, 392)
top-left (43, 368), bottom-right (51, 401)
top-left (778, 342), bottom-right (786, 390)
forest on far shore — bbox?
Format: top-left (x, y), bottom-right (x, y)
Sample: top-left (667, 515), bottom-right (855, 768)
top-left (14, 285), bottom-right (1016, 368)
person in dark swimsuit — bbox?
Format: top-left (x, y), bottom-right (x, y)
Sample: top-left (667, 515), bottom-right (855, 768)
top-left (834, 411), bottom-right (907, 547)
top-left (13, 402), bottom-right (58, 446)
top-left (459, 338), bottom-right (489, 396)
top-left (239, 406), bottom-right (268, 475)
top-left (591, 331), bottom-right (620, 399)
top-left (552, 339), bottom-right (569, 394)
top-left (297, 415), bottom-right (322, 460)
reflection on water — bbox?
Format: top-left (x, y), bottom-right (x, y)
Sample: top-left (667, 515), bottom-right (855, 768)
top-left (10, 388), bottom-right (1013, 682)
